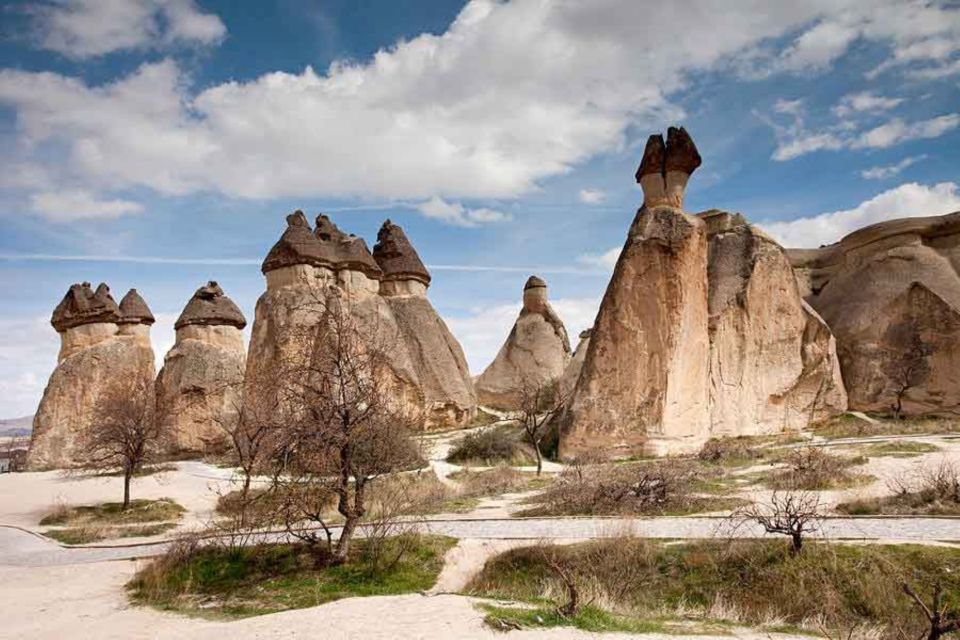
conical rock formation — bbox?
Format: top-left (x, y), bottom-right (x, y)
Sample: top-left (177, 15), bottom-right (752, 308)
top-left (27, 284), bottom-right (156, 469)
top-left (156, 282), bottom-right (247, 454)
top-left (476, 276), bottom-right (571, 410)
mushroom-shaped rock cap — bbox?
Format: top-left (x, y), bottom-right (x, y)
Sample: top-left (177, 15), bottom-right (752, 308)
top-left (524, 275), bottom-right (547, 290)
top-left (261, 211), bottom-right (337, 273)
top-left (118, 289), bottom-right (155, 325)
top-left (634, 126), bottom-right (701, 182)
top-left (315, 214), bottom-right (382, 279)
top-left (174, 281), bottom-right (247, 330)
top-left (51, 281), bottom-right (121, 332)
top-left (372, 219), bottom-right (431, 285)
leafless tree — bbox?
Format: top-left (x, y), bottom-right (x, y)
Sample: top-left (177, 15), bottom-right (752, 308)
top-left (267, 289), bottom-right (423, 564)
top-left (736, 491), bottom-right (821, 555)
top-left (517, 379), bottom-right (565, 476)
top-left (883, 317), bottom-right (933, 420)
top-left (537, 543), bottom-right (581, 617)
top-left (900, 582), bottom-right (960, 640)
top-left (77, 384), bottom-right (164, 510)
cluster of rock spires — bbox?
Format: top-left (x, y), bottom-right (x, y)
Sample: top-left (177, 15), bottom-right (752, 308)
top-left (24, 126), bottom-right (960, 468)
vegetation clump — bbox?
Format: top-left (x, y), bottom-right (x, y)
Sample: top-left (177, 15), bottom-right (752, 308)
top-left (445, 426), bottom-right (532, 466)
top-left (467, 537), bottom-right (960, 638)
top-left (697, 437), bottom-right (766, 467)
top-left (129, 534), bottom-right (456, 618)
top-left (40, 498), bottom-right (184, 526)
top-left (837, 461), bottom-right (960, 516)
top-left (767, 446), bottom-right (869, 490)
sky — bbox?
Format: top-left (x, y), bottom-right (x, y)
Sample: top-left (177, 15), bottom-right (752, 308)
top-left (0, 0), bottom-right (959, 419)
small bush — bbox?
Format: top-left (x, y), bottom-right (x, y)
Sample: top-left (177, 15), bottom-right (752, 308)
top-left (446, 426), bottom-right (532, 465)
top-left (698, 437), bottom-right (765, 466)
top-left (837, 460), bottom-right (960, 515)
top-left (767, 447), bottom-right (869, 490)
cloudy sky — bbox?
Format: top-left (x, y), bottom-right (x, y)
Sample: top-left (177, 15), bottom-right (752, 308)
top-left (1, 0), bottom-right (959, 418)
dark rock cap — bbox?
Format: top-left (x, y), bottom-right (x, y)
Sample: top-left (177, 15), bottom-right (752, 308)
top-left (261, 210), bottom-right (336, 273)
top-left (579, 328), bottom-right (593, 339)
top-left (51, 282), bottom-right (121, 332)
top-left (524, 275), bottom-right (547, 290)
top-left (315, 214), bottom-right (382, 279)
top-left (117, 289), bottom-right (155, 325)
top-left (635, 126), bottom-right (701, 182)
top-left (372, 219), bottom-right (431, 285)
top-left (174, 281), bottom-right (247, 330)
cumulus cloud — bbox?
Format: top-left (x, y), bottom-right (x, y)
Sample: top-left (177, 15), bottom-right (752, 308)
top-left (853, 114), bottom-right (960, 149)
top-left (759, 181), bottom-right (960, 248)
top-left (577, 247), bottom-right (621, 270)
top-left (446, 296), bottom-right (600, 374)
top-left (28, 0), bottom-right (226, 59)
top-left (415, 197), bottom-right (510, 227)
top-left (0, 316), bottom-right (57, 418)
top-left (3, 0), bottom-right (959, 209)
top-left (578, 189), bottom-right (606, 204)
top-left (860, 155), bottom-right (927, 180)
top-left (831, 91), bottom-right (903, 117)
top-left (29, 189), bottom-right (144, 222)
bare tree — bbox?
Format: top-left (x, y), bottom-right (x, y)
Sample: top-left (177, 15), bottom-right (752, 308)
top-left (268, 289), bottom-right (423, 564)
top-left (736, 491), bottom-right (821, 555)
top-left (517, 379), bottom-right (565, 476)
top-left (77, 384), bottom-right (163, 510)
top-left (884, 317), bottom-right (933, 420)
top-left (901, 582), bottom-right (960, 640)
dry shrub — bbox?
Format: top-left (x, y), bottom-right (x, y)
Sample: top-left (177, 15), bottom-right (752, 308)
top-left (769, 446), bottom-right (868, 490)
top-left (698, 437), bottom-right (764, 465)
top-left (520, 460), bottom-right (725, 516)
top-left (446, 427), bottom-right (530, 465)
top-left (453, 466), bottom-right (532, 497)
top-left (838, 460), bottom-right (960, 516)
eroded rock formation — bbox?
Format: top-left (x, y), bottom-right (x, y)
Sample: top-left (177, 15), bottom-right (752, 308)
top-left (244, 212), bottom-right (476, 430)
top-left (560, 128), bottom-right (711, 457)
top-left (788, 213), bottom-right (960, 415)
top-left (476, 276), bottom-right (571, 410)
top-left (155, 282), bottom-right (247, 454)
top-left (559, 328), bottom-right (591, 398)
top-left (27, 284), bottom-right (156, 469)
top-left (702, 210), bottom-right (846, 436)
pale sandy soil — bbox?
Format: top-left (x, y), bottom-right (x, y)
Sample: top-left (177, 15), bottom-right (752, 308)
top-left (0, 556), bottom-right (809, 640)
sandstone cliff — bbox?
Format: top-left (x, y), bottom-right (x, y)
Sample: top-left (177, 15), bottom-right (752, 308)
top-left (788, 212), bottom-right (960, 415)
top-left (560, 128), bottom-right (711, 457)
top-left (155, 282), bottom-right (247, 455)
top-left (27, 284), bottom-right (156, 470)
top-left (475, 276), bottom-right (571, 410)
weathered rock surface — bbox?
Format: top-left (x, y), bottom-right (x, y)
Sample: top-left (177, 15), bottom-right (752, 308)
top-left (244, 213), bottom-right (475, 431)
top-left (374, 221), bottom-right (477, 427)
top-left (788, 212), bottom-right (960, 415)
top-left (702, 210), bottom-right (846, 436)
top-left (559, 329), bottom-right (591, 398)
top-left (156, 282), bottom-right (247, 454)
top-left (559, 129), bottom-right (710, 458)
top-left (27, 284), bottom-right (156, 470)
top-left (476, 276), bottom-right (571, 410)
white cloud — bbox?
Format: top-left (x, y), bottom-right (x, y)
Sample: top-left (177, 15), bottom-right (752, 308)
top-left (447, 296), bottom-right (600, 374)
top-left (772, 132), bottom-right (845, 161)
top-left (759, 182), bottom-right (960, 248)
top-left (860, 155), bottom-right (927, 180)
top-left (853, 114), bottom-right (960, 149)
top-left (577, 247), bottom-right (620, 270)
top-left (415, 197), bottom-right (510, 227)
top-left (832, 91), bottom-right (903, 117)
top-left (0, 316), bottom-right (57, 418)
top-left (578, 189), bottom-right (606, 204)
top-left (29, 189), bottom-right (144, 222)
top-left (3, 1), bottom-right (959, 208)
top-left (30, 0), bottom-right (226, 59)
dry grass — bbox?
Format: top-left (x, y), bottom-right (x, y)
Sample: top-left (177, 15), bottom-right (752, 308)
top-left (45, 522), bottom-right (178, 545)
top-left (517, 460), bottom-right (746, 517)
top-left (837, 460), bottom-right (960, 515)
top-left (814, 414), bottom-right (960, 440)
top-left (467, 537), bottom-right (960, 638)
top-left (445, 425), bottom-right (534, 466)
top-left (39, 498), bottom-right (185, 526)
top-left (766, 447), bottom-right (871, 490)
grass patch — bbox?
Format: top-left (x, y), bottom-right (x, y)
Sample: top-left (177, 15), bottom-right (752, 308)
top-left (45, 522), bottom-right (178, 545)
top-left (467, 538), bottom-right (960, 638)
top-left (128, 534), bottom-right (456, 618)
top-left (480, 603), bottom-right (670, 634)
top-left (856, 441), bottom-right (941, 458)
top-left (814, 414), bottom-right (960, 440)
top-left (39, 498), bottom-right (185, 527)
top-left (445, 425), bottom-right (534, 466)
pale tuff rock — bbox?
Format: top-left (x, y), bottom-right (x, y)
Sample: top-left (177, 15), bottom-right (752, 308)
top-left (156, 283), bottom-right (247, 454)
top-left (788, 212), bottom-right (960, 415)
top-left (702, 210), bottom-right (846, 437)
top-left (373, 220), bottom-right (477, 427)
top-left (244, 213), bottom-right (476, 431)
top-left (559, 128), bottom-right (711, 458)
top-left (476, 276), bottom-right (572, 411)
top-left (559, 328), bottom-right (591, 398)
top-left (27, 283), bottom-right (156, 470)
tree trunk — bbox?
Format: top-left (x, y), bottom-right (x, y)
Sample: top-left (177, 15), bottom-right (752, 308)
top-left (334, 515), bottom-right (358, 563)
top-left (533, 441), bottom-right (543, 476)
top-left (790, 532), bottom-right (803, 555)
top-left (123, 471), bottom-right (132, 510)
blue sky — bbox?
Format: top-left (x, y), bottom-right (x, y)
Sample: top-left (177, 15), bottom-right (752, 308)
top-left (0, 0), bottom-right (959, 418)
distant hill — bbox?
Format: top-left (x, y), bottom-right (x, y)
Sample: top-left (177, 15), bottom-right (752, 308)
top-left (0, 415), bottom-right (33, 438)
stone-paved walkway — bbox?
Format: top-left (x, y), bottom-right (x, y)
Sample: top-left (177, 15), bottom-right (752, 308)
top-left (3, 514), bottom-right (958, 567)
